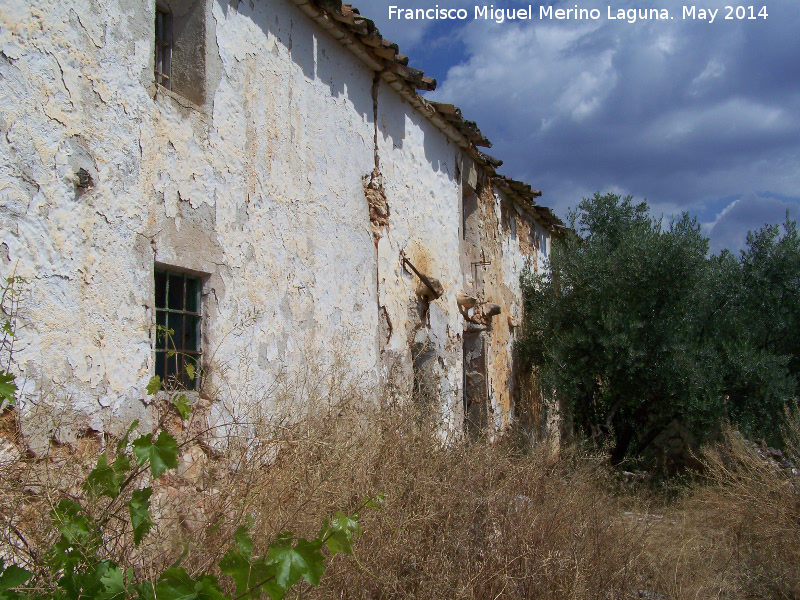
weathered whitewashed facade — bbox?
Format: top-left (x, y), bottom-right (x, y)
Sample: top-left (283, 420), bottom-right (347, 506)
top-left (0, 0), bottom-right (562, 443)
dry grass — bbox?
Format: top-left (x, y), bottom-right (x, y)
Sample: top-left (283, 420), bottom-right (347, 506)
top-left (642, 413), bottom-right (800, 600)
top-left (1, 373), bottom-right (799, 600)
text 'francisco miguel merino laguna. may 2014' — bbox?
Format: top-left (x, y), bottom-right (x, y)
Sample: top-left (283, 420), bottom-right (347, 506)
top-left (388, 5), bottom-right (769, 24)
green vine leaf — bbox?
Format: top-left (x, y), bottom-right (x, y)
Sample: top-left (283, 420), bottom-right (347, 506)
top-left (172, 394), bottom-right (192, 420)
top-left (324, 511), bottom-right (362, 557)
top-left (219, 524), bottom-right (289, 600)
top-left (0, 559), bottom-right (33, 593)
top-left (57, 558), bottom-right (122, 599)
top-left (233, 526), bottom-right (253, 558)
top-left (52, 499), bottom-right (92, 544)
top-left (132, 432), bottom-right (178, 478)
top-left (133, 580), bottom-right (156, 600)
top-left (0, 371), bottom-right (17, 406)
top-left (266, 538), bottom-right (325, 589)
top-left (363, 492), bottom-right (387, 510)
top-left (155, 568), bottom-right (226, 600)
top-left (112, 452), bottom-right (131, 475)
top-left (129, 488), bottom-right (154, 546)
top-left (218, 549), bottom-right (249, 593)
top-left (98, 563), bottom-right (127, 600)
top-left (85, 452), bottom-right (121, 499)
top-left (220, 550), bottom-right (282, 600)
top-left (48, 499), bottom-right (96, 572)
top-left (115, 419), bottom-right (140, 454)
top-left (146, 375), bottom-right (162, 396)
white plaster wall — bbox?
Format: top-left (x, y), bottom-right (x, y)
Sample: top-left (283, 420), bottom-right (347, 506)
top-left (0, 0), bottom-right (380, 441)
top-left (534, 221), bottom-right (550, 275)
top-left (497, 196), bottom-right (551, 328)
top-left (375, 81), bottom-right (464, 430)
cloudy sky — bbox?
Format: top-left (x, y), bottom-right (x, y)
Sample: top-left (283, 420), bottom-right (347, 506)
top-left (361, 0), bottom-right (800, 253)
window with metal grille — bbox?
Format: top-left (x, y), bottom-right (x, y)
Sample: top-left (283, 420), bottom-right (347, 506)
top-left (155, 8), bottom-right (172, 89)
top-left (154, 268), bottom-right (201, 390)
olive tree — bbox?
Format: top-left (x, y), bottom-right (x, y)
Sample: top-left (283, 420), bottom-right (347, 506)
top-left (518, 193), bottom-right (798, 466)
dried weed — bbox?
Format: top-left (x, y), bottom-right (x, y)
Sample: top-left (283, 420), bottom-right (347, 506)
top-left (1, 374), bottom-right (799, 600)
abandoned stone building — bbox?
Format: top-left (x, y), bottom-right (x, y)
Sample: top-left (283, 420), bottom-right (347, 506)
top-left (0, 0), bottom-right (563, 442)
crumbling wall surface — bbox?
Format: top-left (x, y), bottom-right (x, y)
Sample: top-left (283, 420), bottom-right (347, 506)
top-left (198, 0), bottom-right (378, 407)
top-left (496, 200), bottom-right (553, 437)
top-left (374, 81), bottom-right (464, 432)
top-left (0, 0), bottom-right (378, 446)
top-left (462, 178), bottom-right (547, 432)
top-left (489, 188), bottom-right (544, 429)
top-left (0, 0), bottom-right (163, 440)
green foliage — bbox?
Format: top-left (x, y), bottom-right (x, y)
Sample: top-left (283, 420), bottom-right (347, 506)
top-left (0, 371), bottom-right (17, 406)
top-left (84, 453), bottom-right (122, 498)
top-left (147, 375), bottom-right (193, 420)
top-left (0, 276), bottom-right (377, 600)
top-left (145, 376), bottom-right (162, 396)
top-left (363, 492), bottom-right (387, 510)
top-left (172, 394), bottom-right (192, 420)
top-left (155, 569), bottom-right (226, 600)
top-left (267, 536), bottom-right (325, 589)
top-left (324, 511), bottom-right (362, 556)
top-left (219, 534), bottom-right (281, 600)
top-left (518, 193), bottom-right (800, 463)
top-left (721, 218), bottom-right (800, 441)
top-left (128, 488), bottom-right (153, 545)
top-left (1, 276), bottom-right (24, 408)
top-left (0, 391), bottom-right (379, 600)
top-left (132, 432), bottom-right (179, 478)
top-left (0, 560), bottom-right (32, 594)
top-left (154, 325), bottom-right (201, 391)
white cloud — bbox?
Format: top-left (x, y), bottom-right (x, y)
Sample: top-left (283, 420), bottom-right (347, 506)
top-left (704, 194), bottom-right (800, 254)
top-left (689, 58), bottom-right (726, 96)
top-left (646, 98), bottom-right (792, 143)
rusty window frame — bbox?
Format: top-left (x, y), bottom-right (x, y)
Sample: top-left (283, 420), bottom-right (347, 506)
top-left (155, 7), bottom-right (172, 88)
top-left (154, 268), bottom-right (201, 390)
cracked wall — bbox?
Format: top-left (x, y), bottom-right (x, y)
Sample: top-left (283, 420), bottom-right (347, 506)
top-left (0, 0), bottom-right (379, 443)
top-left (373, 80), bottom-right (464, 432)
top-left (459, 157), bottom-right (550, 434)
top-left (0, 0), bottom-right (552, 443)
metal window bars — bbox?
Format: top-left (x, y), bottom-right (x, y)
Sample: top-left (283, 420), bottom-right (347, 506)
top-left (155, 8), bottom-right (172, 88)
top-left (154, 269), bottom-right (201, 390)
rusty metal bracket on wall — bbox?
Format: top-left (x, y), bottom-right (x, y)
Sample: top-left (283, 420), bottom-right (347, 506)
top-left (401, 255), bottom-right (441, 300)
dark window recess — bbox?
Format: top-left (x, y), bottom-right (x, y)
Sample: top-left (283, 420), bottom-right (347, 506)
top-left (155, 8), bottom-right (172, 88)
top-left (154, 1), bottom-right (206, 105)
top-left (155, 269), bottom-right (201, 390)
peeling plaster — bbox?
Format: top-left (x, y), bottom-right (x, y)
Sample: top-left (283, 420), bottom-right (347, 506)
top-left (1, 0), bottom-right (552, 446)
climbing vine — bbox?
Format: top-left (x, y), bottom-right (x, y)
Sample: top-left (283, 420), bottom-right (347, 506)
top-left (0, 277), bottom-right (382, 599)
top-left (0, 377), bottom-right (382, 599)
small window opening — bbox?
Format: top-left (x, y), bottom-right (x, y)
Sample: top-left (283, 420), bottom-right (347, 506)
top-left (155, 8), bottom-right (172, 89)
top-left (155, 268), bottom-right (201, 390)
top-left (154, 1), bottom-right (206, 105)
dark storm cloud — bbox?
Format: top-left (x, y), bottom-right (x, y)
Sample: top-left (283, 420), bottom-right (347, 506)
top-left (366, 0), bottom-right (800, 251)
